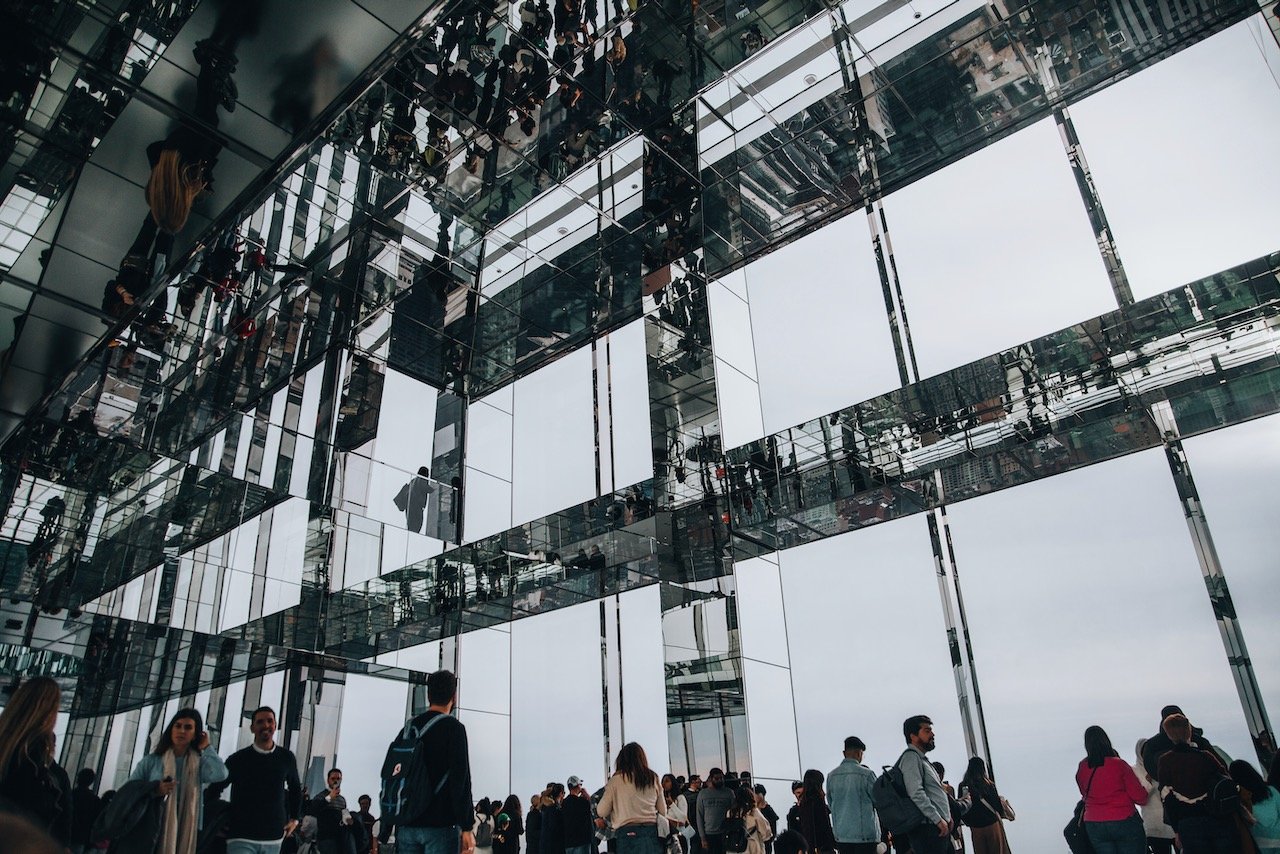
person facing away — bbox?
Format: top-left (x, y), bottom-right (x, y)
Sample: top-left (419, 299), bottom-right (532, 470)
top-left (562, 775), bottom-right (595, 854)
top-left (894, 715), bottom-right (952, 854)
top-left (794, 770), bottom-right (835, 854)
top-left (1143, 704), bottom-right (1216, 780)
top-left (1076, 724), bottom-right (1148, 854)
top-left (727, 784), bottom-right (771, 854)
top-left (70, 766), bottom-right (103, 854)
top-left (392, 668), bottom-right (476, 854)
top-left (539, 785), bottom-right (566, 854)
top-left (596, 742), bottom-right (667, 854)
top-left (1132, 738), bottom-right (1176, 854)
top-left (957, 757), bottom-right (1011, 854)
top-left (475, 798), bottom-right (496, 854)
top-left (526, 795), bottom-right (543, 854)
top-left (128, 707), bottom-right (229, 854)
top-left (1157, 713), bottom-right (1238, 854)
top-left (207, 705), bottom-right (302, 854)
top-left (825, 736), bottom-right (878, 854)
top-left (0, 676), bottom-right (72, 847)
top-left (1230, 760), bottom-right (1280, 853)
top-left (696, 768), bottom-right (735, 854)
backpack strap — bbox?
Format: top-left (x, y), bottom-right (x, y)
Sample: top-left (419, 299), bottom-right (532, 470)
top-left (418, 713), bottom-right (452, 795)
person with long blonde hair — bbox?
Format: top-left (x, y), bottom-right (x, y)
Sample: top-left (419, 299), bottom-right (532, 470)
top-left (128, 707), bottom-right (228, 854)
top-left (0, 675), bottom-right (72, 846)
top-left (598, 743), bottom-right (667, 854)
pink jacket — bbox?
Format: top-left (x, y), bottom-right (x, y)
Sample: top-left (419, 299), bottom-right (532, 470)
top-left (1077, 757), bottom-right (1148, 822)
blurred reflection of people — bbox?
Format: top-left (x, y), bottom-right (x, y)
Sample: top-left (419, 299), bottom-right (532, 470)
top-left (394, 466), bottom-right (437, 534)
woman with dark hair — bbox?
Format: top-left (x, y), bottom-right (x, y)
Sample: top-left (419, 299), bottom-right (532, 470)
top-left (597, 742), bottom-right (667, 854)
top-left (128, 707), bottom-right (228, 854)
top-left (727, 783), bottom-right (771, 854)
top-left (495, 794), bottom-right (525, 854)
top-left (1230, 760), bottom-right (1280, 853)
top-left (541, 785), bottom-right (566, 854)
top-left (958, 757), bottom-right (1011, 854)
top-left (1075, 725), bottom-right (1147, 853)
top-left (794, 770), bottom-right (834, 854)
top-left (477, 797), bottom-right (496, 854)
top-left (0, 676), bottom-right (71, 845)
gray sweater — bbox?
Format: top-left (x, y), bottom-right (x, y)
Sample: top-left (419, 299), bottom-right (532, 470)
top-left (695, 786), bottom-right (736, 838)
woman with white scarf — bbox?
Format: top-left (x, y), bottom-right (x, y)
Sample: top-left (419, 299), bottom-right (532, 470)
top-left (129, 707), bottom-right (228, 854)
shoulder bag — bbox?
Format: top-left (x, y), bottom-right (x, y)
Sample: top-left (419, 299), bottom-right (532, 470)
top-left (1064, 767), bottom-right (1098, 854)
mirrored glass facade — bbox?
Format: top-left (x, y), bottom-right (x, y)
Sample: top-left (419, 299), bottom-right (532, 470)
top-left (1, 0), bottom-right (1278, 847)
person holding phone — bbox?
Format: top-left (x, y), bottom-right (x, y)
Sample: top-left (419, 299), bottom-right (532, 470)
top-left (129, 707), bottom-right (228, 854)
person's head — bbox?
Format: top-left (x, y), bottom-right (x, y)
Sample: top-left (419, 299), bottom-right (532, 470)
top-left (615, 742), bottom-right (657, 787)
top-left (774, 829), bottom-right (809, 854)
top-left (327, 769), bottom-right (343, 791)
top-left (530, 794), bottom-right (540, 811)
top-left (0, 675), bottom-right (61, 772)
top-left (427, 669), bottom-right (458, 710)
top-left (1159, 704), bottom-right (1184, 723)
top-left (146, 150), bottom-right (206, 234)
top-left (842, 736), bottom-right (865, 760)
top-left (961, 756), bottom-right (989, 789)
top-left (687, 774), bottom-right (702, 791)
top-left (931, 762), bottom-right (946, 781)
top-left (1228, 760), bottom-right (1271, 803)
top-left (790, 780), bottom-right (803, 802)
top-left (358, 795), bottom-right (372, 813)
top-left (707, 767), bottom-right (725, 789)
top-left (477, 797), bottom-right (493, 816)
top-left (548, 782), bottom-right (565, 803)
top-left (501, 794), bottom-right (523, 818)
top-left (1084, 725), bottom-right (1117, 767)
top-left (76, 767), bottom-right (96, 789)
top-left (496, 812), bottom-right (511, 829)
top-left (250, 706), bottom-right (277, 748)
top-left (801, 769), bottom-right (824, 802)
top-left (661, 773), bottom-right (675, 792)
top-left (154, 708), bottom-right (204, 755)
top-left (733, 785), bottom-right (756, 814)
top-left (1163, 713), bottom-right (1192, 744)
top-left (903, 715), bottom-right (935, 751)
top-left (567, 775), bottom-right (585, 794)
top-left (418, 466), bottom-right (430, 477)
top-left (753, 784), bottom-right (767, 798)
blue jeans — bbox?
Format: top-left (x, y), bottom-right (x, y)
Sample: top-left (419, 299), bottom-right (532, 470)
top-left (1178, 815), bottom-right (1241, 854)
top-left (617, 824), bottom-right (661, 854)
top-left (1084, 814), bottom-right (1147, 854)
top-left (398, 825), bottom-right (461, 854)
top-left (228, 841), bottom-right (284, 854)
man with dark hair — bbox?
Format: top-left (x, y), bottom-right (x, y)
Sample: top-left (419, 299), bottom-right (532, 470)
top-left (69, 768), bottom-right (102, 854)
top-left (696, 768), bottom-right (734, 854)
top-left (896, 716), bottom-right (950, 854)
top-left (394, 669), bottom-right (475, 854)
top-left (310, 768), bottom-right (364, 854)
top-left (1156, 713), bottom-right (1236, 853)
top-left (827, 737), bottom-right (877, 854)
top-left (1143, 704), bottom-right (1215, 779)
top-left (356, 795), bottom-right (379, 854)
top-left (562, 776), bottom-right (594, 854)
top-left (209, 706), bottom-right (303, 854)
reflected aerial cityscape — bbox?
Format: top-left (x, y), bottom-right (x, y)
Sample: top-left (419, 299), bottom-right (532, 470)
top-left (0, 0), bottom-right (1277, 849)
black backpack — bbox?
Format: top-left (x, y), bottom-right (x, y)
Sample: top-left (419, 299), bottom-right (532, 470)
top-left (721, 816), bottom-right (749, 853)
top-left (1207, 773), bottom-right (1241, 818)
top-left (871, 751), bottom-right (928, 835)
top-left (379, 712), bottom-right (452, 828)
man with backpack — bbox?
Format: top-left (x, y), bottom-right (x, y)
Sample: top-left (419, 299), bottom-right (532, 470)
top-left (892, 716), bottom-right (951, 854)
top-left (380, 670), bottom-right (476, 854)
top-left (1156, 713), bottom-right (1239, 853)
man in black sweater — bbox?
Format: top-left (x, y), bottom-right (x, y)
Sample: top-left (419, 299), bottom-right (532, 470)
top-left (562, 776), bottom-right (595, 854)
top-left (394, 669), bottom-right (476, 854)
top-left (208, 706), bottom-right (302, 854)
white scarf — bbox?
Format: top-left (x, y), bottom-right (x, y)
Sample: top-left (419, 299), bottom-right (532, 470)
top-left (158, 749), bottom-right (201, 854)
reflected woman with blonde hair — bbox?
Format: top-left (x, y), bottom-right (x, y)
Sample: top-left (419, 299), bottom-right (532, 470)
top-left (0, 675), bottom-right (72, 846)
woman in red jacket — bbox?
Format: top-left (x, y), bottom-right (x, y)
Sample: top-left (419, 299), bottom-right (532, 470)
top-left (1076, 725), bottom-right (1149, 853)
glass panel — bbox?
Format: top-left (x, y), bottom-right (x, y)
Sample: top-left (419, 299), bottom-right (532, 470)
top-left (335, 674), bottom-right (410, 810)
top-left (618, 585), bottom-right (670, 772)
top-left (512, 346), bottom-right (598, 524)
top-left (948, 449), bottom-right (1254, 849)
top-left (780, 516), bottom-right (965, 781)
top-left (1181, 413), bottom-right (1280, 718)
top-left (1070, 20), bottom-right (1280, 300)
top-left (606, 319), bottom-right (654, 490)
top-left (884, 118), bottom-right (1115, 377)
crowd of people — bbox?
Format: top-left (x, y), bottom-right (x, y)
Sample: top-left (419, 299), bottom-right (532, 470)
top-left (3, 674), bottom-right (1279, 854)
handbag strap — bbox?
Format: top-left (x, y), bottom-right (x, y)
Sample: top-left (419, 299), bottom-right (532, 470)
top-left (1077, 767), bottom-right (1099, 827)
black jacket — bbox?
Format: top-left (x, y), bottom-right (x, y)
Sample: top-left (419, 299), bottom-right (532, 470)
top-left (71, 785), bottom-right (103, 845)
top-left (400, 711), bottom-right (475, 831)
top-left (91, 779), bottom-right (164, 854)
top-left (562, 794), bottom-right (594, 847)
top-left (0, 743), bottom-right (72, 844)
top-left (541, 804), bottom-right (565, 854)
top-left (1143, 726), bottom-right (1213, 778)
